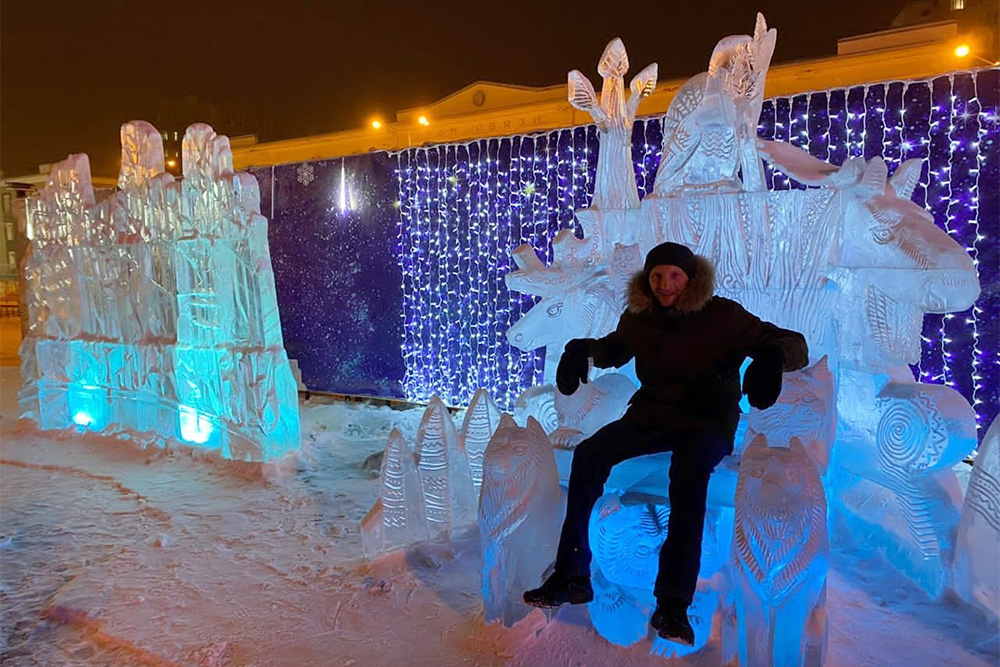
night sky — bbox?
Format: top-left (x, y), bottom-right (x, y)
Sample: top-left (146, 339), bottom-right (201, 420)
top-left (2, 0), bottom-right (907, 178)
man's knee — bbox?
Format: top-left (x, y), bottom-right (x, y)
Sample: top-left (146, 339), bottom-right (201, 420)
top-left (570, 425), bottom-right (625, 476)
top-left (570, 437), bottom-right (609, 474)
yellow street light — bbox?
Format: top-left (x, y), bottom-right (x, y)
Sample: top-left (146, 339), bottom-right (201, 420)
top-left (371, 119), bottom-right (383, 129)
top-left (417, 115), bottom-right (430, 127)
top-left (166, 159), bottom-right (177, 168)
top-left (952, 43), bottom-right (999, 66)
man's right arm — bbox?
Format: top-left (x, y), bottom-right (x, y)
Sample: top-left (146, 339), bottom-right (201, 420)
top-left (585, 314), bottom-right (635, 369)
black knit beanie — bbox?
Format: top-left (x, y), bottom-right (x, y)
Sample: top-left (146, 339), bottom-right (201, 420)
top-left (643, 242), bottom-right (697, 279)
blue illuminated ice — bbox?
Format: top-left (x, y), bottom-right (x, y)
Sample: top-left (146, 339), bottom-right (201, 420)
top-left (18, 120), bottom-right (300, 461)
top-left (725, 434), bottom-right (829, 667)
top-left (952, 416), bottom-right (1000, 617)
top-left (479, 415), bottom-right (562, 625)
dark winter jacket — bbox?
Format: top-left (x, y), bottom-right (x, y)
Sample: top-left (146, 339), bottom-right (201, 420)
top-left (587, 255), bottom-right (809, 446)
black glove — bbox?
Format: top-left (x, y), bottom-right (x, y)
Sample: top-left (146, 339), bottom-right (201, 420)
top-left (742, 349), bottom-right (785, 410)
top-left (556, 339), bottom-right (592, 396)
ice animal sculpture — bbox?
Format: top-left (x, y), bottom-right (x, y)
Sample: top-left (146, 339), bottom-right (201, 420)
top-left (460, 388), bottom-right (504, 499)
top-left (479, 416), bottom-right (562, 625)
top-left (513, 384), bottom-right (559, 433)
top-left (590, 493), bottom-right (734, 591)
top-left (362, 428), bottom-right (428, 558)
top-left (585, 491), bottom-right (731, 654)
top-left (416, 397), bottom-right (478, 540)
top-left (18, 121), bottom-right (300, 461)
top-left (744, 357), bottom-right (835, 474)
top-left (953, 416), bottom-right (1000, 616)
top-left (653, 13), bottom-right (775, 195)
top-left (588, 566), bottom-right (720, 657)
top-left (505, 12), bottom-right (981, 616)
top-left (550, 372), bottom-right (635, 447)
top-left (760, 146), bottom-right (981, 596)
top-left (726, 435), bottom-right (829, 667)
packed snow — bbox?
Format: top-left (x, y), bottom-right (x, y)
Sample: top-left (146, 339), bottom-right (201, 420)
top-left (0, 366), bottom-right (996, 666)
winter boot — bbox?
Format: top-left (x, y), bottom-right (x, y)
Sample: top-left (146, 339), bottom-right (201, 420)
top-left (522, 571), bottom-right (593, 608)
top-left (650, 597), bottom-right (695, 646)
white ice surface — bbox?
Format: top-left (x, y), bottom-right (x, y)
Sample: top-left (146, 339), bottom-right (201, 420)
top-left (0, 366), bottom-right (996, 666)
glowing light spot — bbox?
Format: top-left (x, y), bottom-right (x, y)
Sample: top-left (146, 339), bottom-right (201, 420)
top-left (179, 406), bottom-right (213, 445)
top-left (72, 411), bottom-right (94, 426)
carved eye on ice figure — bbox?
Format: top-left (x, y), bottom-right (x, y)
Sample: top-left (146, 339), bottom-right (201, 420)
top-left (871, 225), bottom-right (895, 245)
top-left (547, 302), bottom-right (564, 318)
top-left (923, 288), bottom-right (946, 312)
top-left (751, 465), bottom-right (764, 479)
top-left (513, 444), bottom-right (527, 457)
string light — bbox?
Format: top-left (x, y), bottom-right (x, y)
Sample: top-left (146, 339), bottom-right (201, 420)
top-left (385, 71), bottom-right (998, 429)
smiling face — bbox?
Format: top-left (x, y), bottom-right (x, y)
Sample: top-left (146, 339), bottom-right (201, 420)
top-left (648, 264), bottom-right (689, 307)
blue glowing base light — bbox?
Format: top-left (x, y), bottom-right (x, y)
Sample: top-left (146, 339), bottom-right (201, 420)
top-left (19, 123), bottom-right (301, 462)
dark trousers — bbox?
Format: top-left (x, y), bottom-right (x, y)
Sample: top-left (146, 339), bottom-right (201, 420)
top-left (554, 418), bottom-right (731, 605)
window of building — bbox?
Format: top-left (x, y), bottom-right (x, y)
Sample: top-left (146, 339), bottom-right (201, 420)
top-left (951, 0), bottom-right (964, 9)
top-left (7, 251), bottom-right (14, 267)
top-left (5, 222), bottom-right (13, 241)
top-left (2, 193), bottom-right (10, 214)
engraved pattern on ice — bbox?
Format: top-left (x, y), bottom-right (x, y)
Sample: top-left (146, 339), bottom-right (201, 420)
top-left (416, 397), bottom-right (477, 539)
top-left (362, 428), bottom-right (428, 558)
top-left (460, 388), bottom-right (503, 499)
top-left (479, 416), bottom-right (562, 625)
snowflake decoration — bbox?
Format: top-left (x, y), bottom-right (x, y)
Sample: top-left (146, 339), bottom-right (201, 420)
top-left (296, 163), bottom-right (315, 187)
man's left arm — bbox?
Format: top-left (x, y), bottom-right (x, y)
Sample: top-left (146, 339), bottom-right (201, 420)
top-left (737, 308), bottom-right (810, 409)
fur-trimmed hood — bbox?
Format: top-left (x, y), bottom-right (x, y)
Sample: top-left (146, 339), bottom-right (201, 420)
top-left (627, 254), bottom-right (715, 315)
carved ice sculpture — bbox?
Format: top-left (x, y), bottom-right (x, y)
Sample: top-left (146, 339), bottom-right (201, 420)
top-left (568, 38), bottom-right (657, 210)
top-left (587, 566), bottom-right (720, 657)
top-left (416, 397), bottom-right (478, 540)
top-left (590, 493), bottom-right (734, 591)
top-left (513, 384), bottom-right (559, 433)
top-left (551, 372), bottom-right (636, 448)
top-left (362, 428), bottom-right (428, 558)
top-left (460, 388), bottom-right (504, 499)
top-left (479, 415), bottom-right (562, 625)
top-left (503, 13), bottom-right (983, 631)
top-left (583, 491), bottom-right (731, 654)
top-left (744, 357), bottom-right (835, 474)
top-left (654, 13), bottom-right (776, 195)
top-left (758, 148), bottom-right (982, 596)
top-left (953, 416), bottom-right (1000, 616)
top-left (18, 121), bottom-right (300, 461)
top-left (727, 435), bottom-right (829, 667)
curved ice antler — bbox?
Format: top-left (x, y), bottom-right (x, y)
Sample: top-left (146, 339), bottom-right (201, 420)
top-left (746, 13), bottom-right (777, 127)
top-left (889, 159), bottom-right (922, 201)
top-left (756, 139), bottom-right (864, 188)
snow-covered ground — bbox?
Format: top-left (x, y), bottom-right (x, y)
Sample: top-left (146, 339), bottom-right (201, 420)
top-left (1, 365), bottom-right (997, 666)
